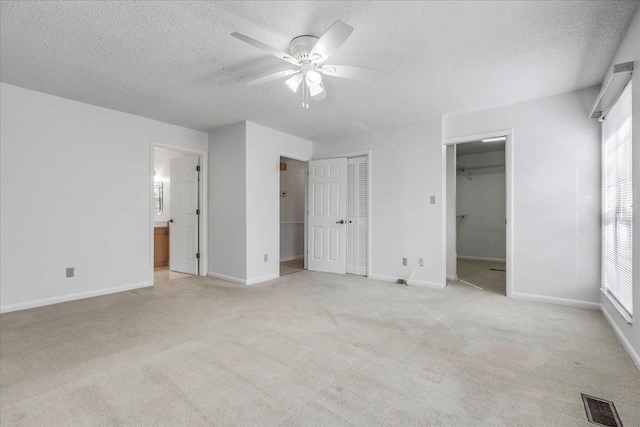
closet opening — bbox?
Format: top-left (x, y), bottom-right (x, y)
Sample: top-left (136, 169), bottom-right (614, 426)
top-left (444, 132), bottom-right (512, 296)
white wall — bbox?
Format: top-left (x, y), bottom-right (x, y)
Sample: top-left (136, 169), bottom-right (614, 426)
top-left (208, 122), bottom-right (247, 281)
top-left (245, 122), bottom-right (312, 284)
top-left (279, 157), bottom-right (306, 261)
top-left (456, 151), bottom-right (506, 260)
top-left (153, 147), bottom-right (193, 224)
top-left (444, 87), bottom-right (601, 304)
top-left (0, 83), bottom-right (208, 313)
top-left (599, 9), bottom-right (640, 370)
top-left (314, 117), bottom-right (444, 287)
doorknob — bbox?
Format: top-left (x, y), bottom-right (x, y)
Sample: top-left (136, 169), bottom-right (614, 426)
top-left (169, 219), bottom-right (174, 223)
top-left (336, 220), bottom-right (345, 224)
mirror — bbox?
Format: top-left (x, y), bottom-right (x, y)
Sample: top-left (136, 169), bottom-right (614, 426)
top-left (154, 182), bottom-right (163, 215)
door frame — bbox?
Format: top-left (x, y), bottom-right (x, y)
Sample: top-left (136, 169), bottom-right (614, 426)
top-left (312, 150), bottom-right (372, 278)
top-left (277, 150), bottom-right (312, 278)
top-left (442, 130), bottom-right (513, 296)
top-left (149, 141), bottom-right (208, 285)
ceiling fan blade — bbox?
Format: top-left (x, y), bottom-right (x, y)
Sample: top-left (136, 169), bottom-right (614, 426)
top-left (231, 32), bottom-right (299, 65)
top-left (318, 65), bottom-right (383, 81)
top-left (246, 70), bottom-right (298, 86)
top-left (309, 20), bottom-right (354, 64)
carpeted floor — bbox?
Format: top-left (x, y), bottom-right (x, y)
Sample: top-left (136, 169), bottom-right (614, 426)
top-left (1, 272), bottom-right (638, 426)
top-left (280, 258), bottom-right (305, 276)
top-left (456, 258), bottom-right (506, 295)
top-left (154, 266), bottom-right (194, 284)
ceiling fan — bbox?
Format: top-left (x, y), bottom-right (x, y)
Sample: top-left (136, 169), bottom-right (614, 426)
top-left (231, 20), bottom-right (382, 108)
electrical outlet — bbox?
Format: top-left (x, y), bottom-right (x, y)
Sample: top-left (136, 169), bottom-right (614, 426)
top-left (264, 254), bottom-right (268, 262)
top-left (419, 258), bottom-right (424, 266)
top-left (430, 196), bottom-right (436, 204)
top-left (403, 258), bottom-right (407, 266)
top-left (66, 267), bottom-right (74, 278)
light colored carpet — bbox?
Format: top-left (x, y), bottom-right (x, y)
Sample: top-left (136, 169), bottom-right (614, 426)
top-left (154, 266), bottom-right (193, 284)
top-left (280, 258), bottom-right (305, 276)
top-left (1, 272), bottom-right (638, 426)
top-left (456, 259), bottom-right (506, 295)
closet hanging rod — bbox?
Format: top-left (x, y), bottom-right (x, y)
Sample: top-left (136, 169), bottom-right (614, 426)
top-left (458, 164), bottom-right (504, 171)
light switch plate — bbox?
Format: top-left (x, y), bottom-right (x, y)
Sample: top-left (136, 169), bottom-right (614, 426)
top-left (66, 267), bottom-right (74, 278)
top-left (264, 254), bottom-right (268, 262)
top-left (430, 196), bottom-right (436, 204)
top-left (403, 258), bottom-right (407, 266)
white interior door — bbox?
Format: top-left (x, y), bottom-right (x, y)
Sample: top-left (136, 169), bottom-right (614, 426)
top-left (347, 156), bottom-right (368, 276)
top-left (169, 155), bottom-right (199, 275)
top-left (308, 158), bottom-right (347, 274)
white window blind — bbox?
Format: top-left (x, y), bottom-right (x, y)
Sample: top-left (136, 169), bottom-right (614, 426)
top-left (602, 81), bottom-right (633, 317)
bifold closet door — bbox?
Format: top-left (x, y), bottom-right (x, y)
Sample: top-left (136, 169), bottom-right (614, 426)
top-left (347, 156), bottom-right (367, 276)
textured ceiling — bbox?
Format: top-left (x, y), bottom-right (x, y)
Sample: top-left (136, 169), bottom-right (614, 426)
top-left (1, 1), bottom-right (637, 141)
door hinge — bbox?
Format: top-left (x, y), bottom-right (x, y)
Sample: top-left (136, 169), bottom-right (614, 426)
top-left (196, 253), bottom-right (200, 259)
top-left (196, 165), bottom-right (201, 172)
top-left (196, 209), bottom-right (200, 215)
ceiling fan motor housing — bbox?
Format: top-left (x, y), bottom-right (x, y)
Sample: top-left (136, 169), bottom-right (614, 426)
top-left (289, 35), bottom-right (320, 63)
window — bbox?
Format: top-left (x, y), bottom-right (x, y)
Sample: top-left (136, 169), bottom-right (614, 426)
top-left (602, 81), bottom-right (633, 318)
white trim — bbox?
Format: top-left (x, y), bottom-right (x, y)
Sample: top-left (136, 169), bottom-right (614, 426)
top-left (601, 303), bottom-right (640, 372)
top-left (601, 288), bottom-right (633, 324)
top-left (247, 273), bottom-right (279, 285)
top-left (280, 255), bottom-right (304, 262)
top-left (441, 142), bottom-right (448, 288)
top-left (370, 274), bottom-right (446, 289)
top-left (313, 150), bottom-right (372, 278)
top-left (457, 256), bottom-right (506, 263)
top-left (446, 274), bottom-right (458, 281)
top-left (150, 141), bottom-right (209, 285)
top-left (207, 271), bottom-right (246, 285)
top-left (511, 292), bottom-right (600, 310)
top-left (208, 271), bottom-right (279, 286)
top-left (443, 129), bottom-right (512, 146)
top-left (0, 282), bottom-right (152, 314)
top-left (442, 129), bottom-right (513, 296)
top-left (278, 151), bottom-right (312, 279)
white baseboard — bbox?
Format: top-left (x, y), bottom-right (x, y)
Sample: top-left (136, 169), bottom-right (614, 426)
top-left (0, 282), bottom-right (152, 314)
top-left (457, 256), bottom-right (506, 263)
top-left (208, 272), bottom-right (281, 286)
top-left (207, 271), bottom-right (246, 284)
top-left (601, 304), bottom-right (640, 372)
top-left (247, 273), bottom-right (279, 285)
top-left (511, 292), bottom-right (599, 310)
top-left (280, 255), bottom-right (304, 262)
top-left (446, 274), bottom-right (458, 281)
top-left (369, 274), bottom-right (446, 289)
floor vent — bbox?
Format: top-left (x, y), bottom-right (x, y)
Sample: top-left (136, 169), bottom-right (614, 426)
top-left (489, 268), bottom-right (506, 272)
top-left (582, 394), bottom-right (623, 427)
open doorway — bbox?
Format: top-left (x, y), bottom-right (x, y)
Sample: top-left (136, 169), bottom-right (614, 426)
top-left (152, 146), bottom-right (202, 284)
top-left (445, 132), bottom-right (512, 296)
top-left (279, 157), bottom-right (306, 276)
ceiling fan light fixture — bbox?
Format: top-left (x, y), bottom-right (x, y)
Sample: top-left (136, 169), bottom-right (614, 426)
top-left (305, 70), bottom-right (322, 86)
top-left (309, 82), bottom-right (324, 97)
top-left (285, 74), bottom-right (303, 93)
